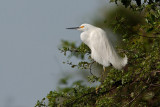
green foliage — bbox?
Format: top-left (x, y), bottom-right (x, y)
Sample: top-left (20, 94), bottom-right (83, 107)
top-left (110, 0), bottom-right (160, 7)
top-left (35, 3), bottom-right (160, 107)
top-left (59, 40), bottom-right (90, 59)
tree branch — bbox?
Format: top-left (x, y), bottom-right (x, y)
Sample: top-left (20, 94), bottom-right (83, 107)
top-left (122, 86), bottom-right (148, 107)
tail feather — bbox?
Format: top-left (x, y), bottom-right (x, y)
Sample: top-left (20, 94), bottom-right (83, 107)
top-left (123, 54), bottom-right (128, 67)
top-left (111, 54), bottom-right (128, 70)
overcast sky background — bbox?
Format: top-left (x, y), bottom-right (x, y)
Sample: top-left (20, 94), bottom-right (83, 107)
top-left (0, 0), bottom-right (108, 106)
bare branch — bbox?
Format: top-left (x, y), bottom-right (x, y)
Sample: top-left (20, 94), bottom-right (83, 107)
top-left (122, 87), bottom-right (148, 107)
top-left (89, 61), bottom-right (95, 75)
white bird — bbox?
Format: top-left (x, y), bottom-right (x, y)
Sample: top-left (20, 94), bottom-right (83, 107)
top-left (66, 23), bottom-right (128, 70)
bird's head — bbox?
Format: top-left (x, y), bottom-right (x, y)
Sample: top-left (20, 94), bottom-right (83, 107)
top-left (66, 23), bottom-right (94, 32)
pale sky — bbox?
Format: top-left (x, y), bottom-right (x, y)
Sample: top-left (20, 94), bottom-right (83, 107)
top-left (0, 0), bottom-right (108, 106)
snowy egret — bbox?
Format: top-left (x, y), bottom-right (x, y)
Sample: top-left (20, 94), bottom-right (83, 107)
top-left (66, 24), bottom-right (128, 70)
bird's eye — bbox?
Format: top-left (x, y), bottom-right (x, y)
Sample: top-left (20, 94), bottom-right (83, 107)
top-left (80, 26), bottom-right (84, 28)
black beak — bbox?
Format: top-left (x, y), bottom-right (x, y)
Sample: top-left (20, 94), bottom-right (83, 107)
top-left (66, 27), bottom-right (80, 29)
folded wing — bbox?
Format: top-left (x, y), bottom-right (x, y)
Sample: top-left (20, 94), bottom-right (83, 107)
top-left (89, 28), bottom-right (127, 70)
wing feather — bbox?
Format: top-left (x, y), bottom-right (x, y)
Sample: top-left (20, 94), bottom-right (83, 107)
top-left (89, 28), bottom-right (127, 70)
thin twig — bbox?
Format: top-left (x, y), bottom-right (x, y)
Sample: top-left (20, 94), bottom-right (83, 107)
top-left (67, 49), bottom-right (91, 54)
top-left (141, 35), bottom-right (160, 38)
top-left (117, 49), bottom-right (136, 54)
top-left (150, 84), bottom-right (160, 87)
top-left (122, 87), bottom-right (148, 107)
top-left (89, 61), bottom-right (95, 75)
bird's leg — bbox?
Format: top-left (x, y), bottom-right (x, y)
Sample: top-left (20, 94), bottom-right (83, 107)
top-left (103, 66), bottom-right (106, 72)
top-left (96, 66), bottom-right (106, 94)
top-left (96, 86), bottom-right (100, 94)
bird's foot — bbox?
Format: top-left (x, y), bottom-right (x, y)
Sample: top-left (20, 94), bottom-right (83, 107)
top-left (96, 86), bottom-right (100, 94)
